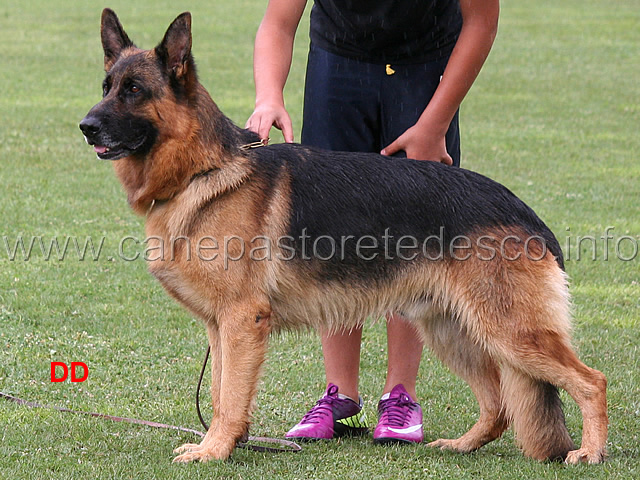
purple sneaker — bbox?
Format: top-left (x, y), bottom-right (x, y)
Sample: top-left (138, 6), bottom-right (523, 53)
top-left (373, 384), bottom-right (424, 444)
top-left (285, 384), bottom-right (369, 440)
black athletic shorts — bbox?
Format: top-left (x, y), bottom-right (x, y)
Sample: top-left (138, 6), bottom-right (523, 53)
top-left (301, 44), bottom-right (460, 167)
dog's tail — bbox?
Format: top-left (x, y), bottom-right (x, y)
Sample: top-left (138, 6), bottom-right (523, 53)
top-left (500, 366), bottom-right (576, 461)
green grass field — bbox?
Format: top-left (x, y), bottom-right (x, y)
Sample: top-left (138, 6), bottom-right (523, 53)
top-left (1, 0), bottom-right (638, 478)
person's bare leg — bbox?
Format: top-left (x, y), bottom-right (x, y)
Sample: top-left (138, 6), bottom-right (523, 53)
top-left (382, 314), bottom-right (423, 401)
top-left (321, 327), bottom-right (362, 401)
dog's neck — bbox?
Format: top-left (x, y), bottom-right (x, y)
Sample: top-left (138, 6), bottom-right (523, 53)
top-left (114, 84), bottom-right (255, 216)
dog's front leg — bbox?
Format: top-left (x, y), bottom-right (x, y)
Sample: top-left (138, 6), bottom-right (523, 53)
top-left (171, 322), bottom-right (223, 456)
top-left (207, 322), bottom-right (223, 426)
top-left (173, 305), bottom-right (271, 462)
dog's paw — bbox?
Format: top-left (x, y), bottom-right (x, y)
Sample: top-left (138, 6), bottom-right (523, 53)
top-left (427, 438), bottom-right (454, 450)
top-left (172, 441), bottom-right (234, 463)
top-left (427, 438), bottom-right (473, 453)
top-left (173, 450), bottom-right (212, 463)
top-left (565, 448), bottom-right (606, 465)
top-left (173, 443), bottom-right (200, 455)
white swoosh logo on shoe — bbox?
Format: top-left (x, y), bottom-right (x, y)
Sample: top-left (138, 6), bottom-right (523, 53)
top-left (388, 424), bottom-right (423, 435)
top-left (287, 424), bottom-right (308, 434)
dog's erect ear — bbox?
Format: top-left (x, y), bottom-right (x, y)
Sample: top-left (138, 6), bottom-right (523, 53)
top-left (101, 9), bottom-right (134, 71)
top-left (155, 12), bottom-right (193, 79)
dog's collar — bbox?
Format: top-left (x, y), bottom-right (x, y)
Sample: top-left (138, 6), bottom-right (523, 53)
top-left (190, 168), bottom-right (218, 182)
top-left (144, 138), bottom-right (264, 217)
top-left (146, 198), bottom-right (161, 216)
top-left (240, 138), bottom-right (269, 150)
top-left (146, 168), bottom-right (218, 217)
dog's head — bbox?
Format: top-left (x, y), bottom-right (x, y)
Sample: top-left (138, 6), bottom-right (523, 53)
top-left (79, 9), bottom-right (196, 161)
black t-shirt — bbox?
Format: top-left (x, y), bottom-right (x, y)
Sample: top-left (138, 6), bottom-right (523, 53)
top-left (309, 0), bottom-right (462, 64)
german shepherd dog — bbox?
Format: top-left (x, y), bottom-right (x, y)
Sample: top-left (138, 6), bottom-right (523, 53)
top-left (80, 9), bottom-right (608, 464)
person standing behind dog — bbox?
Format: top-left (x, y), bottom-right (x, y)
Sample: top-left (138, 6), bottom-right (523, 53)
top-left (246, 0), bottom-right (499, 444)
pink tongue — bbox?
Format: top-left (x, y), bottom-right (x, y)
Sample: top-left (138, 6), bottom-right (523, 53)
top-left (94, 146), bottom-right (108, 154)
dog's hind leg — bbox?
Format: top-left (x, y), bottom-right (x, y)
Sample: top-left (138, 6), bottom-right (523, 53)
top-left (173, 302), bottom-right (272, 462)
top-left (465, 257), bottom-right (608, 463)
top-left (552, 354), bottom-right (607, 465)
top-left (497, 332), bottom-right (607, 464)
top-left (421, 315), bottom-right (509, 453)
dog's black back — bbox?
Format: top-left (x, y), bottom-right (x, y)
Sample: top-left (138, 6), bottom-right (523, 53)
top-left (249, 143), bottom-right (564, 281)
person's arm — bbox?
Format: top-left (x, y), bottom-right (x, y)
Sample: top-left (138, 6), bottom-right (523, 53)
top-left (245, 0), bottom-right (307, 143)
top-left (381, 0), bottom-right (500, 163)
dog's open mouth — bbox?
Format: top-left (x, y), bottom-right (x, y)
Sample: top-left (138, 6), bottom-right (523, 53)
top-left (83, 133), bottom-right (149, 161)
top-left (92, 144), bottom-right (122, 160)
top-left (92, 144), bottom-right (127, 160)
top-left (83, 136), bottom-right (131, 161)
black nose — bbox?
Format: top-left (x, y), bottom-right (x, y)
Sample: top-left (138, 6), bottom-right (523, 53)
top-left (79, 116), bottom-right (101, 137)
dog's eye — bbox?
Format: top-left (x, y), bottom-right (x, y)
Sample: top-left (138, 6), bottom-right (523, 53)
top-left (130, 85), bottom-right (141, 94)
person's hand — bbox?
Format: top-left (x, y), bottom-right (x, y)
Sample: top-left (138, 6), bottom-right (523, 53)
top-left (381, 124), bottom-right (453, 165)
top-left (245, 103), bottom-right (294, 143)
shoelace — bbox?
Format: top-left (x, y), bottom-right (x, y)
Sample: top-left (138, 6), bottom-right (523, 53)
top-left (300, 386), bottom-right (340, 425)
top-left (378, 393), bottom-right (416, 427)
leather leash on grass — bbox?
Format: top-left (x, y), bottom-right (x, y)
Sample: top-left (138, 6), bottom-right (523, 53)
top-left (0, 346), bottom-right (301, 455)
